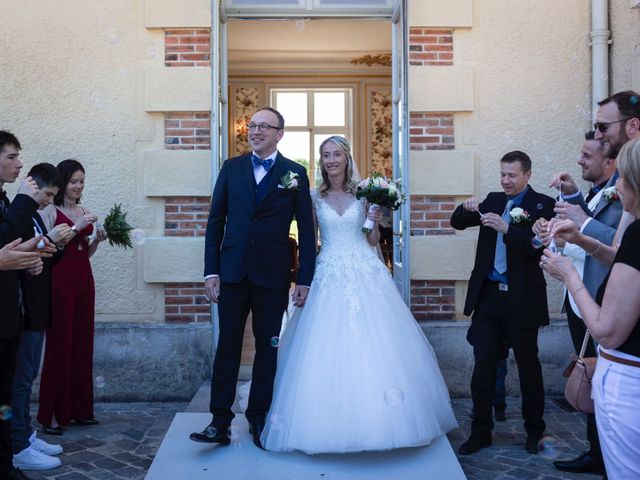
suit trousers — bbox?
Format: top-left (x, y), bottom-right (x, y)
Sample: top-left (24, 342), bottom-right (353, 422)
top-left (469, 282), bottom-right (546, 437)
top-left (210, 278), bottom-right (288, 429)
top-left (564, 298), bottom-right (601, 459)
top-left (0, 336), bottom-right (20, 476)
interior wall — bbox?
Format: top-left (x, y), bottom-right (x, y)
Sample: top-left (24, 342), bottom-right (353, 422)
top-left (227, 19), bottom-right (392, 179)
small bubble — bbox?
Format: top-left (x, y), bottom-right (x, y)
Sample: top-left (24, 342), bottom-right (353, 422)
top-left (0, 405), bottom-right (13, 421)
top-left (205, 426), bottom-right (217, 438)
top-left (384, 388), bottom-right (405, 407)
top-left (538, 436), bottom-right (560, 460)
top-left (131, 229), bottom-right (146, 246)
top-left (94, 376), bottom-right (106, 389)
top-left (270, 336), bottom-right (280, 348)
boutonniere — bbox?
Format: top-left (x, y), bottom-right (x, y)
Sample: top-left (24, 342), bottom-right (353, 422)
top-left (278, 171), bottom-right (299, 190)
top-left (602, 186), bottom-right (619, 202)
top-left (509, 206), bottom-right (530, 223)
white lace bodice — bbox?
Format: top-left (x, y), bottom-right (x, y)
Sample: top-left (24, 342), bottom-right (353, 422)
top-left (310, 190), bottom-right (388, 284)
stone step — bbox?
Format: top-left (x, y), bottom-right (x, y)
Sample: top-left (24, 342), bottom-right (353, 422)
top-left (145, 412), bottom-right (467, 480)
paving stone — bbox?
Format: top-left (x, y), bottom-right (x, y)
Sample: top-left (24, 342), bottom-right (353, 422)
top-left (54, 473), bottom-right (94, 480)
top-left (22, 399), bottom-right (608, 480)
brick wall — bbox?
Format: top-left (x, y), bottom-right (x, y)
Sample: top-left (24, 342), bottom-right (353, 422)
top-left (409, 28), bottom-right (457, 320)
top-left (163, 108), bottom-right (211, 320)
top-left (165, 112), bottom-right (211, 150)
top-left (409, 113), bottom-right (454, 151)
top-left (410, 280), bottom-right (456, 321)
top-left (409, 196), bottom-right (455, 236)
top-left (409, 28), bottom-right (453, 66)
top-left (165, 283), bottom-right (210, 323)
top-left (165, 197), bottom-right (210, 237)
top-left (165, 29), bottom-right (211, 67)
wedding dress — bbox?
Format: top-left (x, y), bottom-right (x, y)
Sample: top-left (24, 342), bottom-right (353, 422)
top-left (261, 192), bottom-right (457, 454)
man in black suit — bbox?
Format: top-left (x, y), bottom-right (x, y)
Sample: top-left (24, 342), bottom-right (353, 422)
top-left (0, 131), bottom-right (47, 480)
top-left (192, 107), bottom-right (316, 448)
top-left (451, 151), bottom-right (555, 455)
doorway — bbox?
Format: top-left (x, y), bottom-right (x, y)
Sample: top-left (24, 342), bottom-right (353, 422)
top-left (210, 3), bottom-right (409, 367)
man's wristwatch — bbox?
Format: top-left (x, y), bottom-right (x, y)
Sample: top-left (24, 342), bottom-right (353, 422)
top-left (71, 225), bottom-right (78, 233)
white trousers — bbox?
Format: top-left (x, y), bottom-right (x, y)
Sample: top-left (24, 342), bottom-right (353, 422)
top-left (592, 351), bottom-right (640, 480)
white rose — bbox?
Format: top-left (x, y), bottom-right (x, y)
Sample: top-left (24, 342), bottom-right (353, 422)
top-left (289, 178), bottom-right (298, 188)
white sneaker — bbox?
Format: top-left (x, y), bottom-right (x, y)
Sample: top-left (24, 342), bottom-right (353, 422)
top-left (13, 446), bottom-right (61, 471)
top-left (30, 432), bottom-right (63, 455)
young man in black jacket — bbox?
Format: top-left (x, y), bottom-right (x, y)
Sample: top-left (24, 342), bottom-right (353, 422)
top-left (11, 164), bottom-right (72, 472)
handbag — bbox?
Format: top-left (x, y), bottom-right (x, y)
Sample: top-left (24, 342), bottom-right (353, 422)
top-left (563, 330), bottom-right (597, 414)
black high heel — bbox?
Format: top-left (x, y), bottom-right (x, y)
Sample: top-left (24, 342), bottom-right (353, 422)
top-left (41, 424), bottom-right (64, 435)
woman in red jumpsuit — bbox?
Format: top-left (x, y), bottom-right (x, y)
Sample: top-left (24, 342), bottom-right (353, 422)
top-left (38, 159), bottom-right (106, 434)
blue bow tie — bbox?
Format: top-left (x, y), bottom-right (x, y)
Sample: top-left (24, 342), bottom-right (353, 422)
top-left (251, 154), bottom-right (275, 171)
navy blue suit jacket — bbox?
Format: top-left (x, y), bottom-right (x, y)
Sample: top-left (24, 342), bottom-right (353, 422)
top-left (204, 152), bottom-right (316, 290)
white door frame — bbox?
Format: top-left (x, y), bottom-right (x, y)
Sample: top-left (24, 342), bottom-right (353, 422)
top-left (210, 0), bottom-right (410, 307)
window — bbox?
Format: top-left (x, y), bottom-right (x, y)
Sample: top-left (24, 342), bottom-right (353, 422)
top-left (271, 88), bottom-right (352, 186)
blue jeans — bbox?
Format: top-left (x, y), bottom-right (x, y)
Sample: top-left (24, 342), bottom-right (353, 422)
top-left (10, 330), bottom-right (44, 453)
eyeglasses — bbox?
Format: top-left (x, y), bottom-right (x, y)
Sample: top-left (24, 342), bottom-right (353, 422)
top-left (593, 118), bottom-right (629, 133)
top-left (247, 123), bottom-right (281, 132)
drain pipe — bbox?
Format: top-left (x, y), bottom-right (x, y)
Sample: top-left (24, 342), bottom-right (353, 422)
top-left (590, 0), bottom-right (611, 120)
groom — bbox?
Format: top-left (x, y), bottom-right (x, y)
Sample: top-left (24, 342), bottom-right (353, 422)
top-left (191, 107), bottom-right (316, 448)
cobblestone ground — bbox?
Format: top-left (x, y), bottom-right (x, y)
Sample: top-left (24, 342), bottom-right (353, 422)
top-left (24, 398), bottom-right (603, 480)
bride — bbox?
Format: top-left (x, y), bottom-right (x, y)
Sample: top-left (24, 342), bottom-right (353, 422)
top-left (261, 136), bottom-right (457, 454)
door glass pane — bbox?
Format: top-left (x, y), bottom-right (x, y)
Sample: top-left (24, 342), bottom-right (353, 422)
top-left (276, 92), bottom-right (308, 127)
top-left (314, 92), bottom-right (345, 126)
top-left (279, 131), bottom-right (311, 172)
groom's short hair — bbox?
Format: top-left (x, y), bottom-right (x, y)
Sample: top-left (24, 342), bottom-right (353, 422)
top-left (257, 106), bottom-right (285, 130)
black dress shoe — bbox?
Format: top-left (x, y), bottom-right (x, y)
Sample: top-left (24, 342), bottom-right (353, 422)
top-left (189, 424), bottom-right (231, 445)
top-left (74, 417), bottom-right (99, 426)
top-left (458, 434), bottom-right (492, 455)
top-left (553, 451), bottom-right (605, 474)
top-left (525, 433), bottom-right (543, 454)
top-left (40, 424), bottom-right (64, 435)
top-left (249, 420), bottom-right (266, 450)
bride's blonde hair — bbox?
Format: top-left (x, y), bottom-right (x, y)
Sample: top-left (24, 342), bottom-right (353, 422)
top-left (317, 136), bottom-right (358, 198)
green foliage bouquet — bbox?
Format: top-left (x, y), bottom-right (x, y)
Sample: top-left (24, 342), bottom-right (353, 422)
top-left (103, 204), bottom-right (133, 249)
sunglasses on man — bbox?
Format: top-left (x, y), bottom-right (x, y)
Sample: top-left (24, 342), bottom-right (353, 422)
top-left (593, 118), bottom-right (629, 133)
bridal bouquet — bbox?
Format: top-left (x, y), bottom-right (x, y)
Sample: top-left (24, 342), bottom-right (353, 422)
top-left (102, 204), bottom-right (134, 249)
top-left (355, 173), bottom-right (406, 234)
